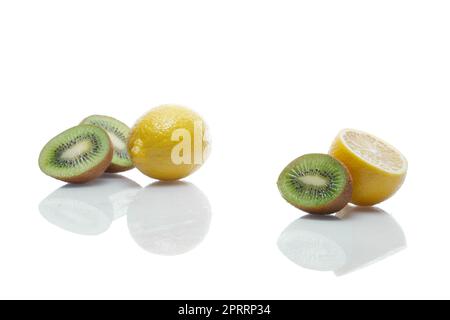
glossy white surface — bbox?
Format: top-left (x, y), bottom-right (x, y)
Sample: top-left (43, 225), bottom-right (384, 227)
top-left (1, 1), bottom-right (450, 299)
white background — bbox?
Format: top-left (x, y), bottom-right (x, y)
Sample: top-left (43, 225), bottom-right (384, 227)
top-left (0, 0), bottom-right (449, 300)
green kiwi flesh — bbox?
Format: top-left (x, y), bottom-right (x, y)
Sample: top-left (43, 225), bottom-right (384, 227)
top-left (80, 115), bottom-right (134, 173)
top-left (277, 153), bottom-right (352, 214)
top-left (39, 125), bottom-right (113, 183)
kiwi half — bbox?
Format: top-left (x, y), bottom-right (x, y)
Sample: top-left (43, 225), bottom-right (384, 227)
top-left (277, 154), bottom-right (352, 215)
top-left (39, 125), bottom-right (113, 183)
top-left (80, 115), bottom-right (134, 173)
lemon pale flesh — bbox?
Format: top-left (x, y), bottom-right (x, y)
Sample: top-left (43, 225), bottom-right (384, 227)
top-left (329, 129), bottom-right (407, 206)
top-left (128, 105), bottom-right (210, 181)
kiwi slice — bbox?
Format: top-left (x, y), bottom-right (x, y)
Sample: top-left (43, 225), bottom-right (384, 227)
top-left (277, 154), bottom-right (352, 215)
top-left (39, 125), bottom-right (113, 183)
top-left (80, 115), bottom-right (134, 173)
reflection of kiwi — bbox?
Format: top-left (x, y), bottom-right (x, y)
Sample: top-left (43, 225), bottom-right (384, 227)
top-left (39, 190), bottom-right (113, 236)
top-left (38, 125), bottom-right (113, 183)
top-left (39, 174), bottom-right (141, 235)
top-left (278, 215), bottom-right (347, 271)
top-left (80, 115), bottom-right (133, 173)
top-left (277, 154), bottom-right (352, 214)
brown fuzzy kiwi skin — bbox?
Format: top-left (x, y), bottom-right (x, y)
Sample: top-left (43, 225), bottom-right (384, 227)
top-left (105, 162), bottom-right (134, 173)
top-left (51, 140), bottom-right (113, 184)
top-left (282, 158), bottom-right (353, 215)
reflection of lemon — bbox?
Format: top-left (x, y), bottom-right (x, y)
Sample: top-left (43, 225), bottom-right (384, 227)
top-left (128, 105), bottom-right (210, 181)
top-left (329, 129), bottom-right (407, 206)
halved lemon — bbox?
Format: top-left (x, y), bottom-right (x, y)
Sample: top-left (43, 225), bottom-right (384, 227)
top-left (329, 129), bottom-right (407, 206)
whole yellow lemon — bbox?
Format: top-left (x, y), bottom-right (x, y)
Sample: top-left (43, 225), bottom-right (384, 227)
top-left (128, 105), bottom-right (210, 181)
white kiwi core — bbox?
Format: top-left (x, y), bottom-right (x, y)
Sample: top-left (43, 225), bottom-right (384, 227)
top-left (298, 175), bottom-right (329, 187)
top-left (107, 132), bottom-right (126, 151)
top-left (61, 140), bottom-right (92, 160)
